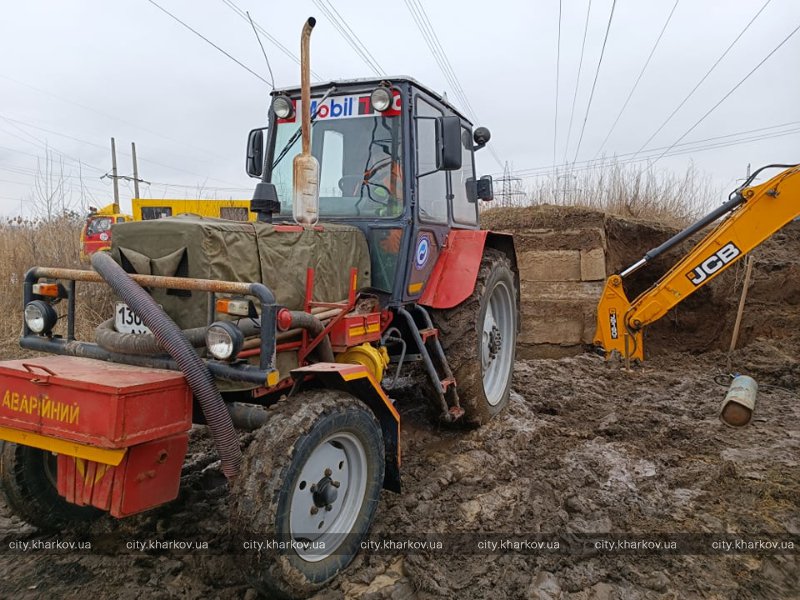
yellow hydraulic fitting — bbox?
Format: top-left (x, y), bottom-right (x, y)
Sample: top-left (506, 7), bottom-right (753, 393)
top-left (336, 343), bottom-right (389, 382)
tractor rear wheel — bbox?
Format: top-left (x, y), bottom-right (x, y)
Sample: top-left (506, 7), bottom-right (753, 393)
top-left (430, 248), bottom-right (517, 425)
top-left (231, 389), bottom-right (385, 599)
top-left (0, 442), bottom-right (101, 529)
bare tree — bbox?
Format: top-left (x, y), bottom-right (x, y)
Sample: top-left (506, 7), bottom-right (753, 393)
top-left (29, 146), bottom-right (77, 221)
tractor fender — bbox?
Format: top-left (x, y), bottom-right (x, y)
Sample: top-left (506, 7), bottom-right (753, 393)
top-left (419, 229), bottom-right (518, 310)
top-left (290, 363), bottom-right (401, 493)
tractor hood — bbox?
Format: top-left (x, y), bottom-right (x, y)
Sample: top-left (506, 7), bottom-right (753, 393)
top-left (110, 215), bottom-right (371, 329)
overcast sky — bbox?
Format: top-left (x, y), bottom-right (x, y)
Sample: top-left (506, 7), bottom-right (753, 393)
top-left (0, 0), bottom-right (798, 216)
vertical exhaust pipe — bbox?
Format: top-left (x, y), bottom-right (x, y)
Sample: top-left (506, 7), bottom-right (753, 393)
top-left (292, 17), bottom-right (320, 225)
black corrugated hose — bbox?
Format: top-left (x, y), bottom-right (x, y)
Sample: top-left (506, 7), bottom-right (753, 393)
top-left (91, 252), bottom-right (242, 480)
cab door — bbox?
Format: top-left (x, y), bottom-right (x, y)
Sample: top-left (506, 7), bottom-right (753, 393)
top-left (403, 94), bottom-right (450, 302)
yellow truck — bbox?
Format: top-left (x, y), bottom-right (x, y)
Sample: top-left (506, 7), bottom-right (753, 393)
top-left (81, 199), bottom-right (254, 257)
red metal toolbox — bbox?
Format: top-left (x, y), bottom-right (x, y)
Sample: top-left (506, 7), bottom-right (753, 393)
top-left (0, 356), bottom-right (191, 448)
top-left (57, 432), bottom-right (189, 517)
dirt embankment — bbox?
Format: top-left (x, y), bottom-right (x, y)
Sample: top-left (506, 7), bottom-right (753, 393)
top-left (484, 204), bottom-right (800, 358)
top-left (0, 206), bottom-right (798, 598)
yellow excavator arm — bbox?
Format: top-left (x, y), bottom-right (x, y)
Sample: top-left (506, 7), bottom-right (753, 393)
top-left (594, 163), bottom-right (800, 361)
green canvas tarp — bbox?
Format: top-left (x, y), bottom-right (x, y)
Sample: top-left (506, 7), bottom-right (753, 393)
top-left (110, 215), bottom-right (372, 329)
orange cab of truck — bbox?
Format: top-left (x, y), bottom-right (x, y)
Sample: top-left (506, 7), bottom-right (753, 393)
top-left (80, 203), bottom-right (131, 258)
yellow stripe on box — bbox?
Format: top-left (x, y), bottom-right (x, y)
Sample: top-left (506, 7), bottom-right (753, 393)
top-left (0, 426), bottom-right (126, 466)
top-left (348, 323), bottom-right (381, 337)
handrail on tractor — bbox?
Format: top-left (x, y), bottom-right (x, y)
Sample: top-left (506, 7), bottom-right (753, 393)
top-left (21, 266), bottom-right (279, 385)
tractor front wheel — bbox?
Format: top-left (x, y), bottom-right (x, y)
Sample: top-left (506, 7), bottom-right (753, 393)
top-left (231, 389), bottom-right (385, 599)
top-left (430, 248), bottom-right (518, 425)
top-left (0, 442), bottom-right (101, 529)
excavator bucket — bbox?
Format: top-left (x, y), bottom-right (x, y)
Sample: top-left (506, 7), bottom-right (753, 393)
top-left (593, 275), bottom-right (644, 362)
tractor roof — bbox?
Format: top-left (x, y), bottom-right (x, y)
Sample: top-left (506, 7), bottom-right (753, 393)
top-left (271, 76), bottom-right (472, 125)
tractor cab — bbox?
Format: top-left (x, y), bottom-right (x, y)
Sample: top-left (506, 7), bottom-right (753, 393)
top-left (246, 77), bottom-right (495, 302)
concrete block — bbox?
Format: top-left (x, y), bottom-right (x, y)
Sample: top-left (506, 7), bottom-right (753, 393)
top-left (580, 248), bottom-right (607, 281)
top-left (518, 250), bottom-right (581, 282)
top-left (582, 308), bottom-right (599, 344)
top-left (519, 315), bottom-right (584, 345)
top-left (521, 280), bottom-right (604, 302)
top-left (514, 227), bottom-right (606, 252)
top-left (517, 344), bottom-right (584, 360)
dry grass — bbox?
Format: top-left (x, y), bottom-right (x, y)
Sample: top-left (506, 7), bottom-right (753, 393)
top-left (492, 161), bottom-right (720, 227)
top-left (0, 216), bottom-right (112, 355)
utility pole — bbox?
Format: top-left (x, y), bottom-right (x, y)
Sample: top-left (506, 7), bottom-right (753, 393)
top-left (110, 137), bottom-right (120, 212)
top-left (131, 142), bottom-right (140, 199)
top-left (102, 139), bottom-right (149, 207)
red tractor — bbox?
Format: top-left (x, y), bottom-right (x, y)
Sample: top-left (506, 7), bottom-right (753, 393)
top-left (0, 19), bottom-right (517, 597)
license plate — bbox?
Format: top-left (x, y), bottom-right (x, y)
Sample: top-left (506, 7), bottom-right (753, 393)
top-left (115, 302), bottom-right (151, 335)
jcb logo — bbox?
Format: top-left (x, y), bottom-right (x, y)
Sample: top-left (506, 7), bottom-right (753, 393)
top-left (686, 242), bottom-right (741, 286)
top-left (609, 309), bottom-right (619, 340)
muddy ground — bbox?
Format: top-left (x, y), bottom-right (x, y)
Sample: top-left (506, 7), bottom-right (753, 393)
top-left (0, 208), bottom-right (798, 599)
top-left (1, 340), bottom-right (797, 599)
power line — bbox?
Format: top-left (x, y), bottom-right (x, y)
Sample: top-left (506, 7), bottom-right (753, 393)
top-left (402, 0), bottom-right (503, 170)
top-left (145, 0), bottom-right (271, 86)
top-left (553, 0), bottom-right (562, 164)
top-left (514, 127), bottom-right (800, 181)
top-left (500, 120), bottom-right (800, 177)
top-left (0, 117), bottom-right (106, 174)
top-left (0, 74), bottom-right (229, 162)
top-left (0, 115), bottom-right (247, 188)
top-left (648, 21), bottom-right (800, 168)
top-left (219, 0), bottom-right (324, 82)
top-left (563, 0), bottom-right (593, 164)
top-left (632, 0), bottom-right (772, 158)
top-left (312, 0), bottom-right (385, 76)
top-left (246, 11), bottom-right (275, 89)
top-left (572, 0), bottom-right (617, 163)
top-left (593, 0), bottom-right (679, 158)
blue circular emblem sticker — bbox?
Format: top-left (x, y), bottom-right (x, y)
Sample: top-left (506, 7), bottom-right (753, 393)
top-left (415, 236), bottom-right (430, 270)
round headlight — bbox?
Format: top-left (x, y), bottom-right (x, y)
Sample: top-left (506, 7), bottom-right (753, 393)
top-left (205, 321), bottom-right (244, 361)
top-left (272, 95), bottom-right (294, 119)
top-left (370, 87), bottom-right (392, 112)
top-left (25, 300), bottom-right (57, 334)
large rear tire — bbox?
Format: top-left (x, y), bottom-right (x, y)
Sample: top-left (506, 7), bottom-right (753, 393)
top-left (429, 248), bottom-right (518, 425)
top-left (0, 442), bottom-right (101, 529)
top-left (231, 390), bottom-right (385, 599)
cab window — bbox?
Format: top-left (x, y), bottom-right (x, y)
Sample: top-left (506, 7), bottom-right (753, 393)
top-left (86, 217), bottom-right (112, 236)
top-left (415, 98), bottom-right (447, 224)
top-left (270, 93), bottom-right (403, 219)
top-left (141, 207), bottom-right (172, 220)
top-left (451, 127), bottom-right (477, 226)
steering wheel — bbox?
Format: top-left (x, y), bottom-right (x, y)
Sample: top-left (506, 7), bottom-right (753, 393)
top-left (338, 158), bottom-right (398, 208)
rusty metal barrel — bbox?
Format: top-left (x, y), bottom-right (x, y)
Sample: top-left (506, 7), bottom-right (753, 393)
top-left (719, 375), bottom-right (758, 427)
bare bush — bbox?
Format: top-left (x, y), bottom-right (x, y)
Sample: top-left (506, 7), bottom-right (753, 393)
top-left (489, 161), bottom-right (720, 226)
top-left (0, 216), bottom-right (112, 354)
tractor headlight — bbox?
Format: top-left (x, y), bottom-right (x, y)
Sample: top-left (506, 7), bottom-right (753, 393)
top-left (370, 86), bottom-right (393, 112)
top-left (205, 321), bottom-right (244, 361)
top-left (272, 95), bottom-right (294, 119)
top-left (24, 300), bottom-right (58, 334)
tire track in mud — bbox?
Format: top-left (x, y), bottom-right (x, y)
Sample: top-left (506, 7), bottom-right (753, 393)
top-left (0, 349), bottom-right (798, 599)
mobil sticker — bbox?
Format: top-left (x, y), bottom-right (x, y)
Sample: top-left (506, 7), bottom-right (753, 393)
top-left (277, 90), bottom-right (401, 123)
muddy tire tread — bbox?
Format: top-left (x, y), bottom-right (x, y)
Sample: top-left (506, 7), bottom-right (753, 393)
top-left (429, 248), bottom-right (517, 425)
top-left (231, 389), bottom-right (384, 599)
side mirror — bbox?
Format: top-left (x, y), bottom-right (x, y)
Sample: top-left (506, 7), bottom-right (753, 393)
top-left (466, 175), bottom-right (495, 203)
top-left (246, 128), bottom-right (266, 178)
top-left (477, 175), bottom-right (494, 201)
top-left (437, 115), bottom-right (463, 171)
